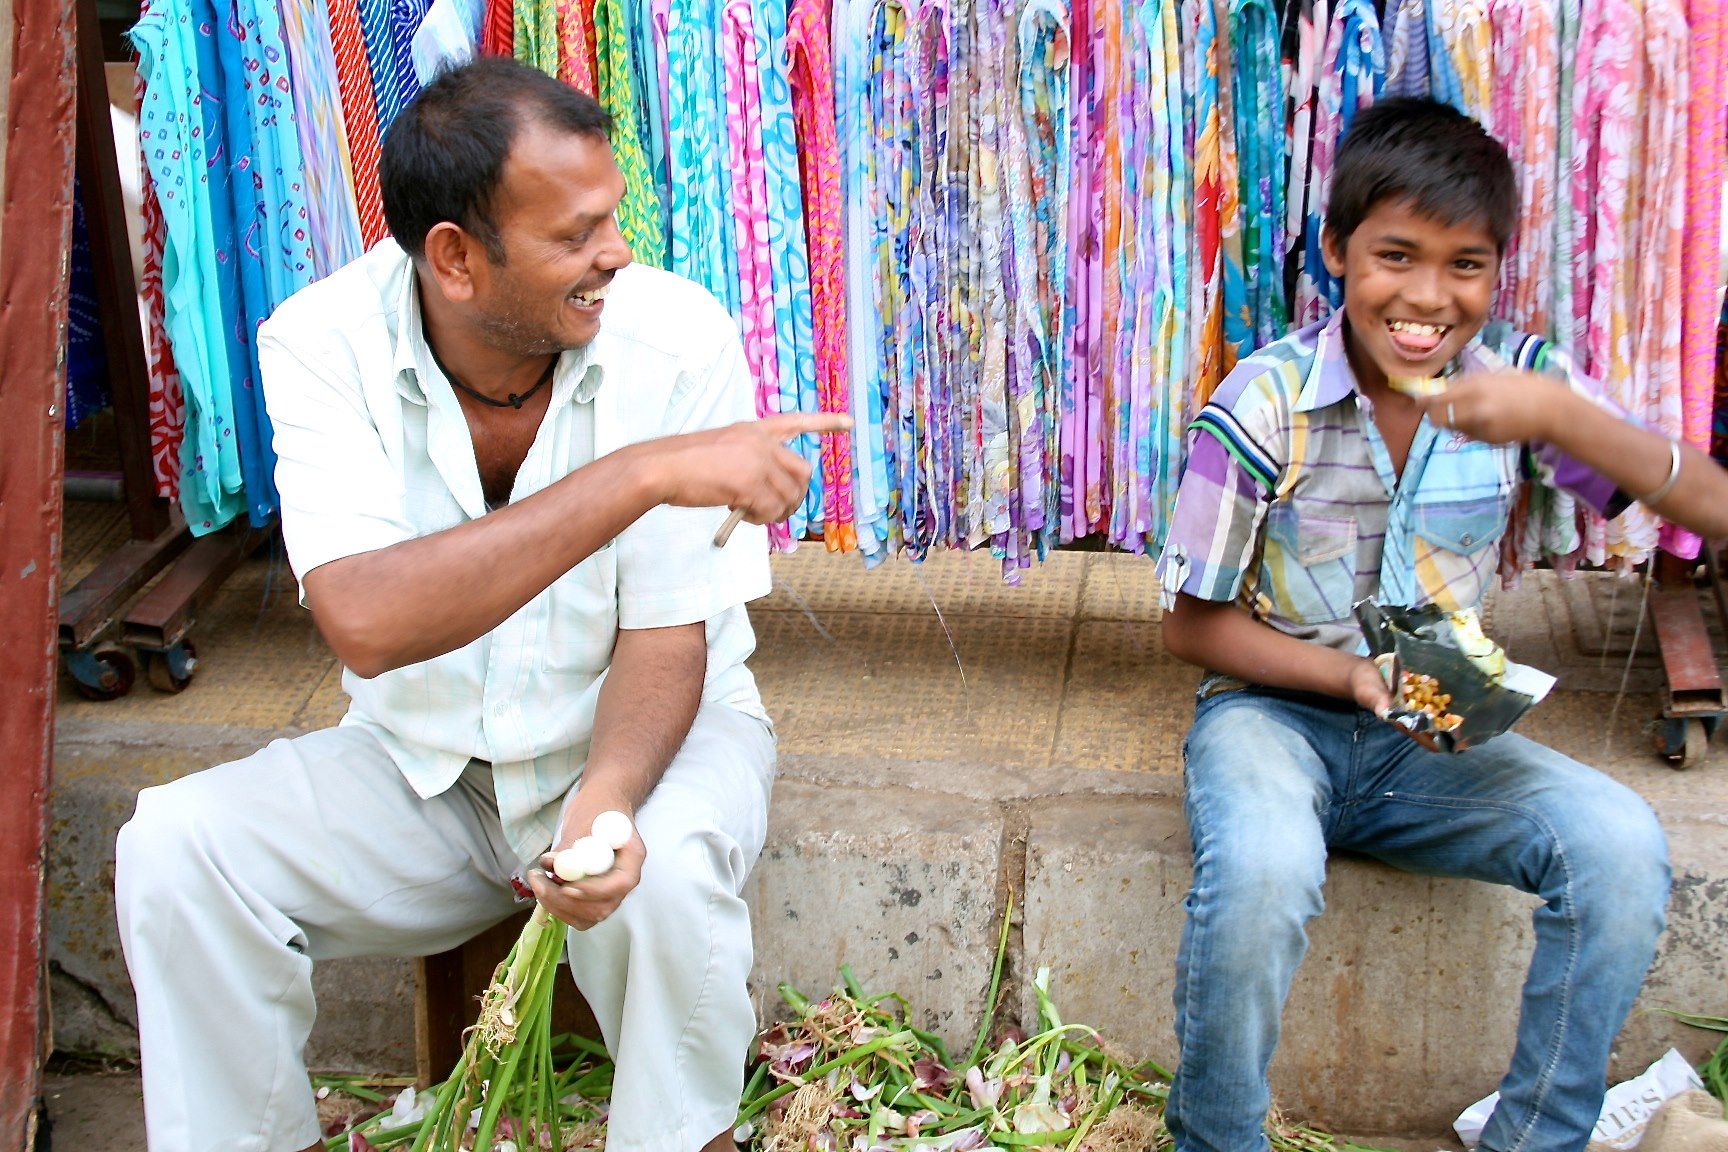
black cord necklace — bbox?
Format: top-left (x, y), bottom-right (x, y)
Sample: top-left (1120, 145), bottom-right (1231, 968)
top-left (426, 338), bottom-right (556, 410)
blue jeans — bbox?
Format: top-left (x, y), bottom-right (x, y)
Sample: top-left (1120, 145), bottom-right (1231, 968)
top-left (1167, 689), bottom-right (1669, 1152)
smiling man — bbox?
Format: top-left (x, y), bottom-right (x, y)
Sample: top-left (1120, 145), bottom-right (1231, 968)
top-left (114, 57), bottom-right (846, 1152)
top-left (1155, 99), bottom-right (1674, 1152)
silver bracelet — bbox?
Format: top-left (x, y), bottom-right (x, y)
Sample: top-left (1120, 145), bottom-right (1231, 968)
top-left (1636, 438), bottom-right (1683, 506)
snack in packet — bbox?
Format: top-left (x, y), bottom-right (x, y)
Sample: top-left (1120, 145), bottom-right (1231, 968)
top-left (1354, 600), bottom-right (1556, 753)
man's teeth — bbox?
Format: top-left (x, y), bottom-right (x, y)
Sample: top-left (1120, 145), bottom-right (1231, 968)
top-left (571, 283), bottom-right (611, 307)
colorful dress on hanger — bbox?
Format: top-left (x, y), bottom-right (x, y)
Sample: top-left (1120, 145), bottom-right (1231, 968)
top-left (137, 124), bottom-right (186, 500)
top-left (515, 0), bottom-right (560, 74)
top-left (216, 0), bottom-right (321, 526)
top-left (1630, 0), bottom-right (1688, 555)
top-left (746, 0), bottom-right (821, 534)
top-left (1570, 0), bottom-right (1640, 562)
top-left (357, 0), bottom-right (410, 125)
top-left (1380, 0), bottom-right (1427, 96)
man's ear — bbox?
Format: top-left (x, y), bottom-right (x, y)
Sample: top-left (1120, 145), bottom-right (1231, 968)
top-left (422, 222), bottom-right (480, 304)
top-left (1320, 225), bottom-right (1348, 281)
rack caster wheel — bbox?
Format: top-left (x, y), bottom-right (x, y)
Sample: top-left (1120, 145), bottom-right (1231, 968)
top-left (67, 643), bottom-right (137, 701)
top-left (1654, 716), bottom-right (1712, 770)
top-left (144, 640), bottom-right (198, 694)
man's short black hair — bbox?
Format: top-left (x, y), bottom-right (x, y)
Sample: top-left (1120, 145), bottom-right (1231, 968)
top-left (380, 56), bottom-right (613, 262)
top-left (1324, 97), bottom-right (1517, 252)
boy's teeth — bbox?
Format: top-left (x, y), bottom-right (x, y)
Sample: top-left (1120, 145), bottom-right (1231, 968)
top-left (1389, 321), bottom-right (1447, 337)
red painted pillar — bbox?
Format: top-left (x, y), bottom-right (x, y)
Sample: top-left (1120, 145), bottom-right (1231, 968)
top-left (0, 0), bottom-right (76, 1136)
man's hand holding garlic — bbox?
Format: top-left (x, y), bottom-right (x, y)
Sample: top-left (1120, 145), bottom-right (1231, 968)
top-left (528, 804), bottom-right (644, 931)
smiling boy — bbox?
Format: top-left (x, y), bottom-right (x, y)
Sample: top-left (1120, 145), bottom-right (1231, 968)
top-left (1154, 98), bottom-right (1675, 1152)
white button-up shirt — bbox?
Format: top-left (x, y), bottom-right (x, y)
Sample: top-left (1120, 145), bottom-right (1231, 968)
top-left (257, 240), bottom-right (770, 861)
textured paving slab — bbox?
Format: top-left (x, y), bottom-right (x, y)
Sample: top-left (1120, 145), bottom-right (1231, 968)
top-left (754, 610), bottom-right (1072, 769)
top-left (1051, 620), bottom-right (1196, 774)
top-left (56, 557), bottom-right (330, 730)
top-left (759, 547), bottom-right (1087, 620)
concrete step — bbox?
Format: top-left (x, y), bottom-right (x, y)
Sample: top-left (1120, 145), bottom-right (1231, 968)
top-left (50, 735), bottom-right (1728, 1140)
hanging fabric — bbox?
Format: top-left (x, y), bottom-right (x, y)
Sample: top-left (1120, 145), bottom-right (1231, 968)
top-left (128, 0), bottom-right (1728, 570)
top-left (65, 181), bottom-right (112, 431)
top-left (787, 0), bottom-right (858, 552)
top-left (281, 0), bottom-right (365, 278)
top-left (836, 0), bottom-right (893, 561)
top-left (515, 0), bottom-right (560, 74)
top-left (1570, 0), bottom-right (1641, 563)
top-left (138, 135), bottom-right (186, 501)
top-left (593, 0), bottom-right (669, 266)
top-left (132, 0), bottom-right (249, 532)
top-left (1672, 0), bottom-right (1726, 557)
top-left (327, 0), bottom-right (390, 246)
top-left (1231, 0), bottom-right (1285, 349)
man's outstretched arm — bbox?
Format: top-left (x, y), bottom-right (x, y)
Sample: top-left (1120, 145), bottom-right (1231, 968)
top-left (300, 411), bottom-right (845, 677)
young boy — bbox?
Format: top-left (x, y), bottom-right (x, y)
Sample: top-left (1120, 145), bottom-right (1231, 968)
top-left (1154, 97), bottom-right (1716, 1152)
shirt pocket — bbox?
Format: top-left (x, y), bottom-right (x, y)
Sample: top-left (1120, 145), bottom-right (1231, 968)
top-left (1259, 501), bottom-right (1359, 624)
top-left (1411, 493), bottom-right (1508, 612)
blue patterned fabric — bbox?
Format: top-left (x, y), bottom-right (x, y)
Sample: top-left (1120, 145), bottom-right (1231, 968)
top-left (132, 0), bottom-right (248, 531)
top-left (215, 0), bottom-right (320, 526)
top-left (357, 0), bottom-right (408, 127)
top-left (66, 180), bottom-right (112, 431)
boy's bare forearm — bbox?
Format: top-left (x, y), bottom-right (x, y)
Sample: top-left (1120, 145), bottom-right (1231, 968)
top-left (1162, 593), bottom-right (1377, 703)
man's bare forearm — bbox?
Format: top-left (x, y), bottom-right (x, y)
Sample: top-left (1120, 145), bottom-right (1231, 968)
top-left (304, 447), bottom-right (659, 677)
top-left (559, 622), bottom-right (707, 843)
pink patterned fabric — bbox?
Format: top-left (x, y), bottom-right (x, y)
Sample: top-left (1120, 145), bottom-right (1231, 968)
top-left (787, 0), bottom-right (856, 552)
top-left (136, 74), bottom-right (184, 500)
top-left (1569, 0), bottom-right (1637, 562)
top-left (556, 0), bottom-right (596, 94)
top-left (1489, 0), bottom-right (1557, 334)
top-left (1670, 0), bottom-right (1725, 558)
top-left (1632, 0), bottom-right (1688, 462)
top-left (721, 0), bottom-right (791, 551)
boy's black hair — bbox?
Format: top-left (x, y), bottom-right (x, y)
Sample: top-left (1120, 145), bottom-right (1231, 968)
top-left (380, 56), bottom-right (614, 263)
top-left (1323, 97), bottom-right (1517, 252)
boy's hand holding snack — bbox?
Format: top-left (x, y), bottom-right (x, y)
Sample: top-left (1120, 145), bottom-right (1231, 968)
top-left (1413, 370), bottom-right (1568, 444)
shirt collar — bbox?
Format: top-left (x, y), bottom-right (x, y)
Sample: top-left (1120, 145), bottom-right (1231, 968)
top-left (1293, 307), bottom-right (1482, 412)
top-left (389, 256), bottom-right (606, 408)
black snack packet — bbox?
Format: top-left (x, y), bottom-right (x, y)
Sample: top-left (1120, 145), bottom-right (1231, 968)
top-left (1353, 600), bottom-right (1555, 754)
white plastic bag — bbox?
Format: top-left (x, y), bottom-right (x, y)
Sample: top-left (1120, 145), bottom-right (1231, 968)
top-left (1455, 1049), bottom-right (1704, 1150)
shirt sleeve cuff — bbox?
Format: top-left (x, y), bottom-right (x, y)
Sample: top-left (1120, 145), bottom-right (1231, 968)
top-left (617, 563), bottom-right (774, 630)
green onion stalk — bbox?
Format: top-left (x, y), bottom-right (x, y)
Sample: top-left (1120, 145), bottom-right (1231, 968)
top-left (326, 905), bottom-right (609, 1151)
top-left (324, 900), bottom-right (1399, 1152)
